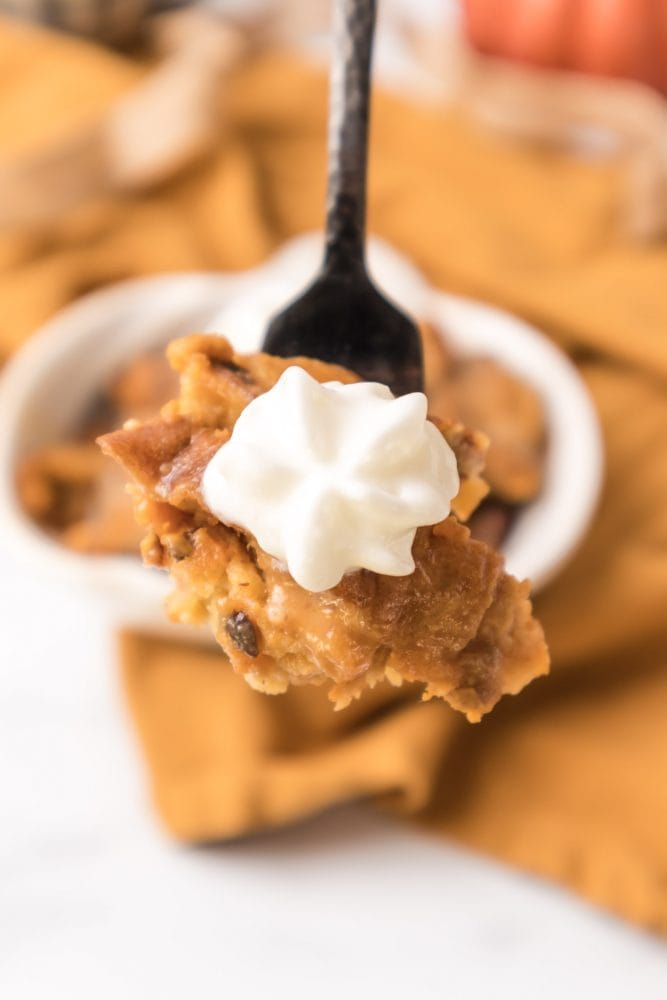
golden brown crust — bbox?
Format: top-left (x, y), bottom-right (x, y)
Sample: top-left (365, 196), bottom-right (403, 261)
top-left (100, 334), bottom-right (549, 719)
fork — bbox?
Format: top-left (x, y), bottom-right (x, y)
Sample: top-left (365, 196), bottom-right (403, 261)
top-left (261, 0), bottom-right (423, 397)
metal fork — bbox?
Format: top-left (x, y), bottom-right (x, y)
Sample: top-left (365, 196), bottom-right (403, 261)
top-left (261, 0), bottom-right (423, 396)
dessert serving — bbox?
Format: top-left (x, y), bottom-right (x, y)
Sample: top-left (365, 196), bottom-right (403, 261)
top-left (99, 333), bottom-right (549, 721)
top-left (18, 351), bottom-right (178, 555)
top-left (421, 321), bottom-right (546, 548)
top-left (16, 322), bottom-right (546, 559)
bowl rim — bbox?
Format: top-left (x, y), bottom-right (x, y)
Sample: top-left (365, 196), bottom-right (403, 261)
top-left (0, 272), bottom-right (240, 620)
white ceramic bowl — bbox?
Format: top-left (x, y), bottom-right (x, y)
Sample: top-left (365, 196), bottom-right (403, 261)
top-left (0, 233), bottom-right (603, 635)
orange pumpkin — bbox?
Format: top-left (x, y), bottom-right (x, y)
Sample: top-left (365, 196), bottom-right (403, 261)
top-left (462, 0), bottom-right (667, 94)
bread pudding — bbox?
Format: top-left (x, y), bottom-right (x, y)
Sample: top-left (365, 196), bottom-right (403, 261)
top-left (18, 323), bottom-right (545, 556)
top-left (99, 334), bottom-right (549, 720)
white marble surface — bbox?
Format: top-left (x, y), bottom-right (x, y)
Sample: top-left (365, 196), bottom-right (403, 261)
top-left (1, 544), bottom-right (667, 999)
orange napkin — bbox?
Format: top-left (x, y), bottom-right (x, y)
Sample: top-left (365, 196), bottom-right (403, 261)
top-left (1, 16), bottom-right (666, 935)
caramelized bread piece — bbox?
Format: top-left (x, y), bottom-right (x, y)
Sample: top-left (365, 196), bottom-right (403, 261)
top-left (16, 351), bottom-right (176, 554)
top-left (421, 321), bottom-right (547, 504)
top-left (100, 334), bottom-right (549, 720)
top-left (17, 442), bottom-right (143, 554)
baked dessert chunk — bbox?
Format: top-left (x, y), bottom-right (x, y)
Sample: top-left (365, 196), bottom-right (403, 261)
top-left (100, 334), bottom-right (549, 721)
top-left (17, 351), bottom-right (176, 554)
top-left (17, 325), bottom-right (546, 558)
top-left (421, 320), bottom-right (547, 549)
top-left (422, 321), bottom-right (546, 504)
top-left (18, 442), bottom-right (142, 554)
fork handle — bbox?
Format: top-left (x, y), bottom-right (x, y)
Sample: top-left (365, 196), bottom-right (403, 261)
top-left (323, 0), bottom-right (377, 275)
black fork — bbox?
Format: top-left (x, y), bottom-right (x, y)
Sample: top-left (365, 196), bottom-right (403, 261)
top-left (261, 0), bottom-right (423, 396)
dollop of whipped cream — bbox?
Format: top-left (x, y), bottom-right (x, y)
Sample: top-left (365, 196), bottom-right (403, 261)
top-left (202, 367), bottom-right (460, 592)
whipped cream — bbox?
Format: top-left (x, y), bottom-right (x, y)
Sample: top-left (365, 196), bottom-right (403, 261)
top-left (201, 366), bottom-right (459, 592)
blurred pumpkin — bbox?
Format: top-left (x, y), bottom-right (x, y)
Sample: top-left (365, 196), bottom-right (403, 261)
top-left (462, 0), bottom-right (667, 95)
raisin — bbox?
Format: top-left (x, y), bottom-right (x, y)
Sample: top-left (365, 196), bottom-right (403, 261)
top-left (225, 611), bottom-right (259, 657)
top-left (165, 531), bottom-right (194, 562)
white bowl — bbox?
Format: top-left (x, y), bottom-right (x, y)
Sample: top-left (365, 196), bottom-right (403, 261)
top-left (0, 233), bottom-right (603, 635)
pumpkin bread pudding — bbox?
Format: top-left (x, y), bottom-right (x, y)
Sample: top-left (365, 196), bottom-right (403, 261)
top-left (18, 351), bottom-right (177, 554)
top-left (99, 334), bottom-right (549, 721)
top-left (17, 323), bottom-right (545, 556)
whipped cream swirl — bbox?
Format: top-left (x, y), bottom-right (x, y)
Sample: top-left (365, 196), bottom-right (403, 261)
top-left (202, 366), bottom-right (459, 592)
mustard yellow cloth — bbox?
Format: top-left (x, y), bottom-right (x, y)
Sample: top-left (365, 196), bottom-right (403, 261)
top-left (1, 17), bottom-right (666, 934)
